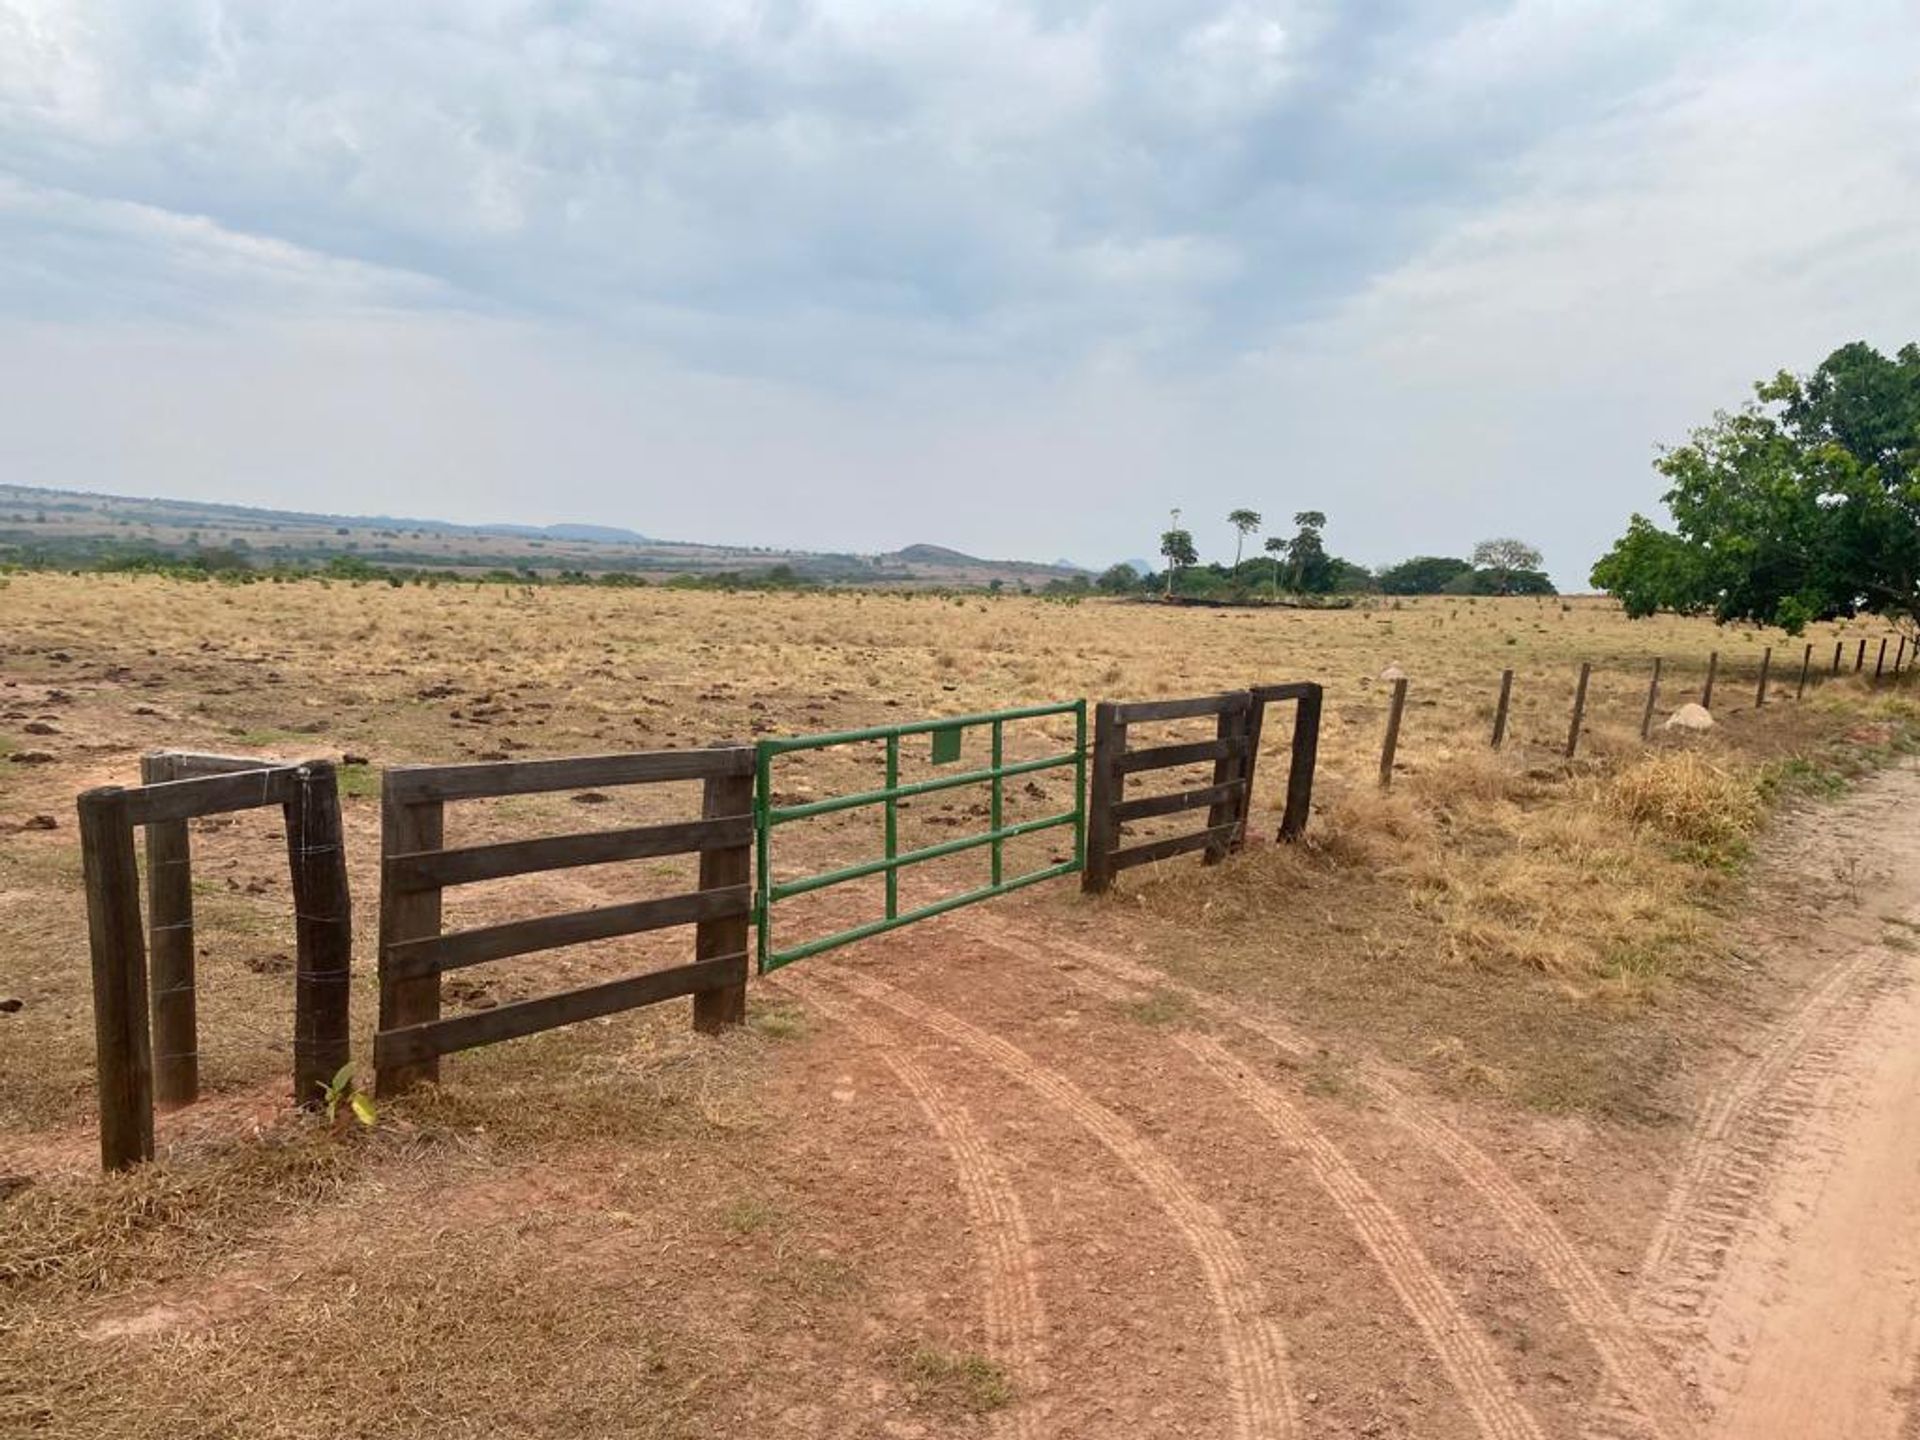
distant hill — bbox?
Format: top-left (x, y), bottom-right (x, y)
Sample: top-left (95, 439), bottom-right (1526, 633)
top-left (0, 484), bottom-right (1088, 591)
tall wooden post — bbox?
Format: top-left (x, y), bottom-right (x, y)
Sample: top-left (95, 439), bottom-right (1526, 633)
top-left (1491, 669), bottom-right (1514, 749)
top-left (78, 787), bottom-right (154, 1171)
top-left (1897, 636), bottom-right (1909, 676)
top-left (1702, 651), bottom-right (1719, 709)
top-left (377, 785), bottom-right (445, 1097)
top-left (1277, 687), bottom-right (1321, 843)
top-left (1082, 702), bottom-right (1123, 894)
top-left (140, 753), bottom-right (197, 1108)
top-left (693, 764), bottom-right (753, 1033)
top-left (1379, 678), bottom-right (1408, 788)
top-left (1875, 637), bottom-right (1888, 684)
top-left (1566, 662), bottom-right (1592, 759)
top-left (1856, 638), bottom-right (1868, 672)
top-left (285, 762), bottom-right (352, 1106)
top-left (1832, 641), bottom-right (1843, 675)
top-left (1755, 647), bottom-right (1772, 708)
top-left (1796, 643), bottom-right (1812, 700)
top-left (1640, 658), bottom-right (1663, 740)
top-left (1202, 700), bottom-right (1249, 865)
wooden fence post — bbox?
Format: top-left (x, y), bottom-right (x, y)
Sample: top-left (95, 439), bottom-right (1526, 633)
top-left (1856, 638), bottom-right (1868, 672)
top-left (1379, 678), bottom-right (1408, 788)
top-left (1875, 637), bottom-right (1888, 684)
top-left (693, 764), bottom-right (753, 1033)
top-left (1640, 658), bottom-right (1662, 740)
top-left (1796, 643), bottom-right (1812, 700)
top-left (140, 753), bottom-right (197, 1108)
top-left (78, 787), bottom-right (154, 1171)
top-left (1082, 702), bottom-right (1122, 894)
top-left (378, 786), bottom-right (445, 1097)
top-left (1566, 662), bottom-right (1592, 759)
top-left (285, 761), bottom-right (352, 1107)
top-left (1755, 647), bottom-right (1772, 708)
top-left (1897, 636), bottom-right (1909, 676)
top-left (1278, 686), bottom-right (1321, 843)
top-left (1202, 700), bottom-right (1250, 865)
top-left (1491, 669), bottom-right (1514, 749)
top-left (1832, 641), bottom-right (1843, 675)
top-left (1701, 651), bottom-right (1718, 709)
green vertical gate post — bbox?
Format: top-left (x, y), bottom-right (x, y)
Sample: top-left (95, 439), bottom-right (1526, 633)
top-left (1073, 702), bottom-right (1087, 869)
top-left (884, 734), bottom-right (899, 920)
top-left (754, 742), bottom-right (774, 973)
top-left (989, 719), bottom-right (1004, 888)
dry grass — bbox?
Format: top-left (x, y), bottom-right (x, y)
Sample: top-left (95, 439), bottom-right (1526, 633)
top-left (5, 574), bottom-right (1919, 1429)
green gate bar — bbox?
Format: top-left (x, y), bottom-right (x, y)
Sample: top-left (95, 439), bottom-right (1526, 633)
top-left (755, 700), bottom-right (1087, 971)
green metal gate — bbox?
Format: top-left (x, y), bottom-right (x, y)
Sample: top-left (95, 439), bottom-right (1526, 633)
top-left (754, 701), bottom-right (1086, 971)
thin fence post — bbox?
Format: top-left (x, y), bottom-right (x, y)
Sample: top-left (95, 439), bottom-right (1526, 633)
top-left (1856, 638), bottom-right (1868, 672)
top-left (78, 786), bottom-right (154, 1171)
top-left (1277, 686), bottom-right (1321, 842)
top-left (1379, 677), bottom-right (1408, 788)
top-left (1875, 637), bottom-right (1888, 684)
top-left (285, 761), bottom-right (352, 1107)
top-left (1566, 662), bottom-right (1592, 759)
top-left (1702, 651), bottom-right (1719, 709)
top-left (1640, 658), bottom-right (1663, 740)
top-left (1491, 669), bottom-right (1514, 749)
top-left (1796, 643), bottom-right (1812, 700)
top-left (1082, 702), bottom-right (1122, 894)
top-left (1897, 636), bottom-right (1909, 676)
top-left (1832, 641), bottom-right (1843, 675)
top-left (1202, 700), bottom-right (1247, 866)
top-left (1755, 647), bottom-right (1771, 708)
top-left (141, 753), bottom-right (197, 1109)
top-left (693, 762), bottom-right (753, 1034)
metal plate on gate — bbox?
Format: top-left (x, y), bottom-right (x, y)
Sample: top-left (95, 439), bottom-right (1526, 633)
top-left (929, 726), bottom-right (962, 765)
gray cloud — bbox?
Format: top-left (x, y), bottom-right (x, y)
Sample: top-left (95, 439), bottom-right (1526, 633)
top-left (1, 0), bottom-right (1915, 583)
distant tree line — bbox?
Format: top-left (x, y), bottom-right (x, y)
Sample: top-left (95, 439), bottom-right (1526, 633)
top-left (1089, 512), bottom-right (1552, 601)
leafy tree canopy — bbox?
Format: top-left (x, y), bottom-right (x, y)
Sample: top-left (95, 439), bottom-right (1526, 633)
top-left (1378, 555), bottom-right (1473, 594)
top-left (1592, 341), bottom-right (1920, 633)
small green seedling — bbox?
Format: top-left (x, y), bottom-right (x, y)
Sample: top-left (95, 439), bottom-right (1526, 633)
top-left (318, 1063), bottom-right (377, 1129)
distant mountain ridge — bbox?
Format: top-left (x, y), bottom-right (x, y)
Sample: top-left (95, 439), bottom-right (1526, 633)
top-left (0, 482), bottom-right (1086, 589)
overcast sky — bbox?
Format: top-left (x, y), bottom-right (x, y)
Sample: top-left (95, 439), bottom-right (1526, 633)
top-left (2, 2), bottom-right (1916, 584)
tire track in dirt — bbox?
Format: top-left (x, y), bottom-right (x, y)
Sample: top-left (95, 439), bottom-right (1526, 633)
top-left (788, 982), bottom-right (1050, 1440)
top-left (974, 922), bottom-right (1697, 1440)
top-left (1627, 938), bottom-right (1903, 1351)
top-left (815, 966), bottom-right (1302, 1440)
top-left (1176, 1029), bottom-right (1548, 1440)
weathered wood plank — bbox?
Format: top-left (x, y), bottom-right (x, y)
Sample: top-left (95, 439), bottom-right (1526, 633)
top-left (1082, 703), bottom-right (1123, 894)
top-left (384, 747), bottom-right (753, 803)
top-left (123, 766), bottom-right (302, 826)
top-left (78, 787), bottom-right (153, 1171)
top-left (387, 815), bottom-right (753, 892)
top-left (285, 762), bottom-right (352, 1109)
top-left (692, 768), bottom-right (753, 1034)
top-left (1111, 692), bottom-right (1251, 724)
top-left (1109, 823), bottom-right (1241, 873)
top-left (1379, 677), bottom-right (1409, 788)
top-left (140, 754), bottom-right (197, 1109)
top-left (384, 885), bottom-right (752, 978)
top-left (151, 750), bottom-right (290, 778)
top-left (373, 953), bottom-right (748, 1068)
top-left (1277, 684), bottom-right (1321, 843)
top-left (1113, 779), bottom-right (1243, 823)
top-left (1114, 736), bottom-right (1247, 774)
top-left (377, 795), bottom-right (444, 1097)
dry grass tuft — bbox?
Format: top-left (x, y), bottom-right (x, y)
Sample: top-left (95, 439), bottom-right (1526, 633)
top-left (1608, 751), bottom-right (1762, 857)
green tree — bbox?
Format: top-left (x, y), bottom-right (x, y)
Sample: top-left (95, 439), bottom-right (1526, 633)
top-left (1159, 528), bottom-right (1197, 596)
top-left (1287, 511), bottom-right (1332, 593)
top-left (1096, 562), bottom-right (1140, 594)
top-left (1592, 342), bottom-right (1920, 633)
top-left (1262, 534), bottom-right (1286, 595)
top-left (1378, 555), bottom-right (1474, 595)
top-left (1471, 538), bottom-right (1545, 595)
top-left (1227, 508), bottom-right (1262, 570)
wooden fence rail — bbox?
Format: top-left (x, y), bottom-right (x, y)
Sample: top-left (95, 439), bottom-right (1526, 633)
top-left (78, 752), bottom-right (351, 1171)
top-left (374, 746), bottom-right (754, 1096)
top-left (1084, 683), bottom-right (1321, 893)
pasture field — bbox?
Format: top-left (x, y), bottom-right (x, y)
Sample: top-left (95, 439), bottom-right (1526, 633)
top-left (5, 571), bottom-right (1920, 1438)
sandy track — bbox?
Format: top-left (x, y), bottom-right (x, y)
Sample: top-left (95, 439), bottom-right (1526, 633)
top-left (819, 966), bottom-right (1303, 1440)
top-left (788, 983), bottom-right (1050, 1440)
top-left (975, 921), bottom-right (1697, 1440)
